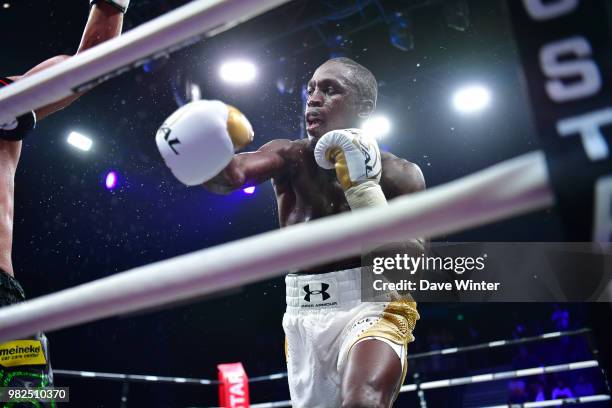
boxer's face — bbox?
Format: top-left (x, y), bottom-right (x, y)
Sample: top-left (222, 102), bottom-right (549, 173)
top-left (305, 62), bottom-right (360, 140)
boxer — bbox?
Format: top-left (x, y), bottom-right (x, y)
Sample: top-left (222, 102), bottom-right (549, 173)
top-left (0, 1), bottom-right (125, 405)
top-left (157, 57), bottom-right (424, 408)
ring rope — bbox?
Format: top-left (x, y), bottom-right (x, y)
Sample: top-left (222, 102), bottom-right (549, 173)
top-left (404, 360), bottom-right (599, 391)
top-left (53, 328), bottom-right (591, 385)
top-left (0, 151), bottom-right (552, 341)
top-left (408, 328), bottom-right (591, 360)
top-left (53, 369), bottom-right (216, 385)
top-left (256, 360), bottom-right (602, 408)
top-left (222, 361), bottom-right (606, 408)
top-left (0, 0), bottom-right (291, 124)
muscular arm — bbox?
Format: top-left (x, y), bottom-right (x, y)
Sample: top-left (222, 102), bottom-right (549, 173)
top-left (8, 2), bottom-right (123, 120)
top-left (381, 152), bottom-right (426, 199)
top-left (380, 152), bottom-right (427, 254)
top-left (203, 139), bottom-right (290, 195)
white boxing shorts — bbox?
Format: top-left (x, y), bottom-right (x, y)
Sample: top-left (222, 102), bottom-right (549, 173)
top-left (282, 267), bottom-right (419, 408)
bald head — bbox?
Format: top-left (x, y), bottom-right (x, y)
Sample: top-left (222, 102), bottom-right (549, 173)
top-left (305, 58), bottom-right (379, 139)
top-left (322, 57), bottom-right (377, 116)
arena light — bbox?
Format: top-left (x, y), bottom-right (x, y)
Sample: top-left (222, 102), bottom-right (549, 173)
top-left (362, 115), bottom-right (391, 139)
top-left (105, 171), bottom-right (118, 190)
top-left (190, 83), bottom-right (201, 101)
top-left (452, 85), bottom-right (491, 113)
top-left (219, 60), bottom-right (256, 84)
top-left (67, 131), bottom-right (93, 152)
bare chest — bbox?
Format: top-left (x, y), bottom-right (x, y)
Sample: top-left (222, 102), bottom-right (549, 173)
top-left (273, 147), bottom-right (350, 227)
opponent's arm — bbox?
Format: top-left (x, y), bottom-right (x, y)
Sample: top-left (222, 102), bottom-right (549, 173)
top-left (7, 2), bottom-right (125, 121)
top-left (1, 2), bottom-right (125, 141)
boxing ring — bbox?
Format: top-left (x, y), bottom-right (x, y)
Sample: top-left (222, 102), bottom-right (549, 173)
top-left (0, 0), bottom-right (611, 406)
top-left (2, 0), bottom-right (610, 341)
top-left (53, 328), bottom-right (611, 407)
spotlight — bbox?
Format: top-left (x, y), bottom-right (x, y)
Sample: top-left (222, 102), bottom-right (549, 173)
top-left (219, 60), bottom-right (256, 85)
top-left (243, 186), bottom-right (255, 194)
top-left (67, 131), bottom-right (93, 151)
top-left (105, 171), bottom-right (118, 190)
top-left (190, 83), bottom-right (201, 101)
top-left (362, 116), bottom-right (391, 139)
top-left (2, 3), bottom-right (10, 9)
top-left (452, 85), bottom-right (491, 113)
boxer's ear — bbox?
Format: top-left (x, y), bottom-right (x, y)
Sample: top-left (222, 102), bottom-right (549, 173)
top-left (357, 99), bottom-right (374, 119)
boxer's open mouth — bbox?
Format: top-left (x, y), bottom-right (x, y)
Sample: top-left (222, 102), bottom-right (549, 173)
top-left (307, 119), bottom-right (323, 131)
top-left (306, 113), bottom-right (324, 132)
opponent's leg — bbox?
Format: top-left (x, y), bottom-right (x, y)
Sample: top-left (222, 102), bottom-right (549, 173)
top-left (0, 270), bottom-right (54, 407)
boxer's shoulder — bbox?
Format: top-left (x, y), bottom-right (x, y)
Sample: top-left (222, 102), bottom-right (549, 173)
top-left (381, 151), bottom-right (420, 174)
top-left (381, 151), bottom-right (425, 197)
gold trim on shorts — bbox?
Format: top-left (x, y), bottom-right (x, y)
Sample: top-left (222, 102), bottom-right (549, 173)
top-left (348, 298), bottom-right (419, 400)
top-left (355, 298), bottom-right (419, 346)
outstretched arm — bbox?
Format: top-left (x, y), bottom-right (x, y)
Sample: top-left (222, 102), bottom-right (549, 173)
top-left (156, 99), bottom-right (289, 194)
top-left (8, 2), bottom-right (125, 120)
top-left (203, 140), bottom-right (289, 195)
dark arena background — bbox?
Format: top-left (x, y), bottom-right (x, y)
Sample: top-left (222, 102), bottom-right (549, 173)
top-left (2, 0), bottom-right (611, 407)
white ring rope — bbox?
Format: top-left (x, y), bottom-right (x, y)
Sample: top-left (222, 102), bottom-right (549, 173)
top-left (50, 329), bottom-right (607, 407)
top-left (217, 360), bottom-right (606, 408)
top-left (54, 360), bottom-right (607, 408)
top-left (53, 369), bottom-right (215, 385)
top-left (51, 328), bottom-right (593, 385)
top-left (0, 0), bottom-right (291, 124)
top-left (408, 328), bottom-right (590, 359)
top-left (0, 151), bottom-right (552, 341)
top-left (0, 5), bottom-right (605, 408)
top-left (405, 360), bottom-right (600, 391)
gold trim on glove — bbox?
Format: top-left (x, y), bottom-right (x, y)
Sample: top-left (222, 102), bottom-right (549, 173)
top-left (326, 147), bottom-right (353, 190)
top-left (227, 105), bottom-right (254, 150)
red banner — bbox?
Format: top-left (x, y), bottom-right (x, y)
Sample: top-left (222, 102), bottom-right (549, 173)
top-left (218, 362), bottom-right (250, 408)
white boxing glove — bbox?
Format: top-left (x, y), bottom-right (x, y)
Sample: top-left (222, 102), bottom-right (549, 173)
top-left (155, 100), bottom-right (254, 186)
top-left (90, 0), bottom-right (130, 13)
top-left (314, 128), bottom-right (386, 209)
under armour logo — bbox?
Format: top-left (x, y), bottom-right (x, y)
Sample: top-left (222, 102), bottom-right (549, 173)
top-left (158, 126), bottom-right (181, 155)
top-left (303, 283), bottom-right (331, 302)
